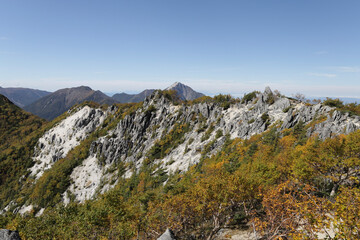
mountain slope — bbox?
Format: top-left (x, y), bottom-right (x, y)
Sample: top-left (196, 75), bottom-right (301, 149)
top-left (165, 82), bottom-right (204, 100)
top-left (111, 92), bottom-right (133, 103)
top-left (2, 88), bottom-right (360, 239)
top-left (5, 87), bottom-right (360, 208)
top-left (0, 87), bottom-right (51, 108)
top-left (0, 94), bottom-right (45, 150)
top-left (24, 86), bottom-right (118, 120)
top-left (0, 94), bottom-right (46, 208)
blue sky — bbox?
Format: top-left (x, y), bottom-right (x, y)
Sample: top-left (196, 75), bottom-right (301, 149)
top-left (1, 0), bottom-right (360, 97)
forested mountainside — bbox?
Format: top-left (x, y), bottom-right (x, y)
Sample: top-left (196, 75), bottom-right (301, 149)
top-left (0, 94), bottom-right (46, 206)
top-left (1, 88), bottom-right (360, 239)
top-left (0, 94), bottom-right (45, 148)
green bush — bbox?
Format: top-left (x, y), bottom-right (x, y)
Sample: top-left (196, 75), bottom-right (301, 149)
top-left (261, 113), bottom-right (269, 122)
top-left (215, 129), bottom-right (223, 138)
top-left (323, 98), bottom-right (344, 108)
top-left (147, 123), bottom-right (190, 161)
top-left (242, 91), bottom-right (258, 104)
top-left (201, 124), bottom-right (215, 142)
top-left (213, 94), bottom-right (238, 110)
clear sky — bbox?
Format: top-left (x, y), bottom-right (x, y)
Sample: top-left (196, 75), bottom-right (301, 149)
top-left (1, 0), bottom-right (360, 98)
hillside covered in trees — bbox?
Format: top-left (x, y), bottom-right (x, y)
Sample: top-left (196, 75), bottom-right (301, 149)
top-left (0, 90), bottom-right (360, 239)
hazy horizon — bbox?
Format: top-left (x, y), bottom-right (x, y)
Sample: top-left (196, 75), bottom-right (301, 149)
top-left (2, 82), bottom-right (360, 104)
top-left (1, 1), bottom-right (360, 98)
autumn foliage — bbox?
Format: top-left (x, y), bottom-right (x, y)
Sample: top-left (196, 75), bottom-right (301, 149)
top-left (1, 93), bottom-right (360, 239)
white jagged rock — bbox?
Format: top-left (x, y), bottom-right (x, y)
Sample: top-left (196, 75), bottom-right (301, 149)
top-left (17, 204), bottom-right (33, 215)
top-left (30, 106), bottom-right (107, 179)
top-left (66, 156), bottom-right (104, 203)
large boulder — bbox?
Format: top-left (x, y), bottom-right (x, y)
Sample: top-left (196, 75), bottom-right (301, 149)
top-left (0, 230), bottom-right (21, 240)
top-left (157, 228), bottom-right (176, 240)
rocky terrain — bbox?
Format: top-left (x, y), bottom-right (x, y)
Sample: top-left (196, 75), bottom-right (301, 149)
top-left (65, 87), bottom-right (359, 203)
top-left (1, 86), bottom-right (360, 239)
top-left (3, 87), bottom-right (357, 210)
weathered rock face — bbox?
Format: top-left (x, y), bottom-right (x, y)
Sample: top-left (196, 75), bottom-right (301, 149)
top-left (63, 89), bottom-right (360, 203)
top-left (0, 229), bottom-right (21, 240)
top-left (30, 106), bottom-right (109, 179)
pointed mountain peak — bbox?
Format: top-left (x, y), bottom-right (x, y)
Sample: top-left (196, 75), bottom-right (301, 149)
top-left (164, 82), bottom-right (205, 101)
top-left (166, 81), bottom-right (183, 89)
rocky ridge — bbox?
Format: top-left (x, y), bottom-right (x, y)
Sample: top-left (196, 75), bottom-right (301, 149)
top-left (62, 88), bottom-right (360, 203)
top-left (4, 87), bottom-right (360, 213)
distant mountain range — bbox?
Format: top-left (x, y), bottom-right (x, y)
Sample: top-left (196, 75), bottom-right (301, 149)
top-left (3, 83), bottom-right (360, 122)
top-left (112, 89), bottom-right (156, 103)
top-left (16, 82), bottom-right (205, 120)
top-left (112, 82), bottom-right (204, 103)
top-left (0, 87), bottom-right (51, 107)
top-left (24, 86), bottom-right (117, 121)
